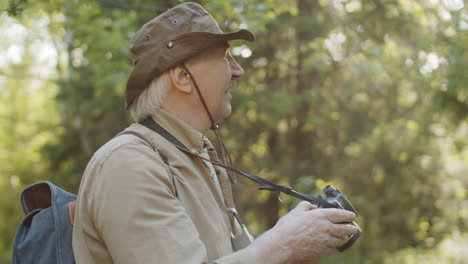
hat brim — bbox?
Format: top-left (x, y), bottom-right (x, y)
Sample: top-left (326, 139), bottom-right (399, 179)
top-left (126, 29), bottom-right (255, 109)
top-left (175, 29), bottom-right (255, 43)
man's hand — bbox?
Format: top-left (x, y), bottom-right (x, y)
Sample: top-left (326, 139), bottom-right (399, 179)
top-left (247, 201), bottom-right (358, 264)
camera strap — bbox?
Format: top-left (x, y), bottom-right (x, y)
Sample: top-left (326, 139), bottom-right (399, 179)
top-left (141, 117), bottom-right (335, 208)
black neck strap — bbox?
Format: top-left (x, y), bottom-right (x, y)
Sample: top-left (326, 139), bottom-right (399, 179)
top-left (181, 64), bottom-right (218, 131)
top-left (140, 117), bottom-right (335, 208)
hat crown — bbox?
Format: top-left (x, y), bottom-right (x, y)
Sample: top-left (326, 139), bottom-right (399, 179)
top-left (130, 2), bottom-right (222, 58)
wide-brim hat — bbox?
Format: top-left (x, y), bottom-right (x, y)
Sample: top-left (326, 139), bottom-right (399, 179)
top-left (126, 2), bottom-right (255, 109)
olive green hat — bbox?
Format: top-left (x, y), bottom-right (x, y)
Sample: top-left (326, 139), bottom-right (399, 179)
top-left (126, 2), bottom-right (255, 108)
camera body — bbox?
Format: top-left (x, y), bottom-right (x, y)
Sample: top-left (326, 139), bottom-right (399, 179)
top-left (318, 185), bottom-right (362, 252)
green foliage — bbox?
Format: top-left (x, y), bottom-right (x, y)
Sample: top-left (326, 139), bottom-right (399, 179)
top-left (0, 0), bottom-right (467, 263)
top-left (4, 0), bottom-right (28, 16)
top-left (383, 231), bottom-right (468, 263)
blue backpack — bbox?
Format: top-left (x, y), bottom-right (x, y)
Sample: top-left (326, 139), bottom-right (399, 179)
top-left (12, 181), bottom-right (76, 264)
top-left (11, 132), bottom-right (174, 263)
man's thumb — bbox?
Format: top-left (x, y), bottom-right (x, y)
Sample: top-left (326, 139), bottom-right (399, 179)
top-left (294, 201), bottom-right (317, 211)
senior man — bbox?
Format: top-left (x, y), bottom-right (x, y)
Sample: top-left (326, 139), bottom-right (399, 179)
top-left (72, 2), bottom-right (358, 264)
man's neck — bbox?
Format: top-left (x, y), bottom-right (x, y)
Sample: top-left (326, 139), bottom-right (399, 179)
top-left (160, 104), bottom-right (211, 134)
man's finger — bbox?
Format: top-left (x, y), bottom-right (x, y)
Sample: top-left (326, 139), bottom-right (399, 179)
top-left (326, 235), bottom-right (349, 248)
top-left (330, 223), bottom-right (359, 238)
top-left (322, 208), bottom-right (356, 223)
top-left (294, 201), bottom-right (317, 212)
top-left (320, 246), bottom-right (336, 256)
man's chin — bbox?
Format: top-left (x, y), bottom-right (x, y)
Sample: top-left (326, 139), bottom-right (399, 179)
top-left (218, 106), bottom-right (232, 121)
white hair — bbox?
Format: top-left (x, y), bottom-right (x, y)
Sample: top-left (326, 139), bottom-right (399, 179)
top-left (129, 72), bottom-right (170, 122)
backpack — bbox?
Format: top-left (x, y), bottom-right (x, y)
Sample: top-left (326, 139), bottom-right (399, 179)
top-left (12, 131), bottom-right (173, 263)
top-left (12, 181), bottom-right (76, 264)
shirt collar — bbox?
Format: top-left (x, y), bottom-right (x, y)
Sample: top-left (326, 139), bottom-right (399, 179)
top-left (150, 107), bottom-right (205, 152)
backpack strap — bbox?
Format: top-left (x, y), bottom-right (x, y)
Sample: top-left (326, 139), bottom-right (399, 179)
top-left (68, 200), bottom-right (76, 226)
top-left (117, 131), bottom-right (177, 197)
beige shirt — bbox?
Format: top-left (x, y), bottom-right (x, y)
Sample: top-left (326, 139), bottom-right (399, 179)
top-left (72, 108), bottom-right (255, 264)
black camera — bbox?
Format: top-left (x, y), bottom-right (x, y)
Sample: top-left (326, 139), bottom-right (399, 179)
top-left (318, 185), bottom-right (362, 252)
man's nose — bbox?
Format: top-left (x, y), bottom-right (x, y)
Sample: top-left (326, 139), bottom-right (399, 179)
top-left (230, 56), bottom-right (245, 79)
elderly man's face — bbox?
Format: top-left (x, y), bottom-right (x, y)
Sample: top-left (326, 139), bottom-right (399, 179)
top-left (187, 42), bottom-right (245, 122)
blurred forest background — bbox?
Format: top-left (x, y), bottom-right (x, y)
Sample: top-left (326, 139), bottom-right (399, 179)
top-left (1, 0), bottom-right (467, 263)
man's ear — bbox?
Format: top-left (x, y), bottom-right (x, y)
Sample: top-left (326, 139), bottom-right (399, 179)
top-left (168, 66), bottom-right (192, 94)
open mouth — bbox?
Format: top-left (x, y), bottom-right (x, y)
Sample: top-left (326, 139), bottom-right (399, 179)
top-left (225, 80), bottom-right (237, 94)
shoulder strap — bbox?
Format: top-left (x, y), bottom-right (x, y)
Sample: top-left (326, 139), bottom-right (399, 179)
top-left (117, 131), bottom-right (168, 164)
top-left (117, 130), bottom-right (177, 196)
top-left (140, 117), bottom-right (335, 208)
top-left (140, 118), bottom-right (187, 151)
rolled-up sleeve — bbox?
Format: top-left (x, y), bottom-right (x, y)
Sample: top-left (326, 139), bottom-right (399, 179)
top-left (90, 143), bottom-right (255, 264)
